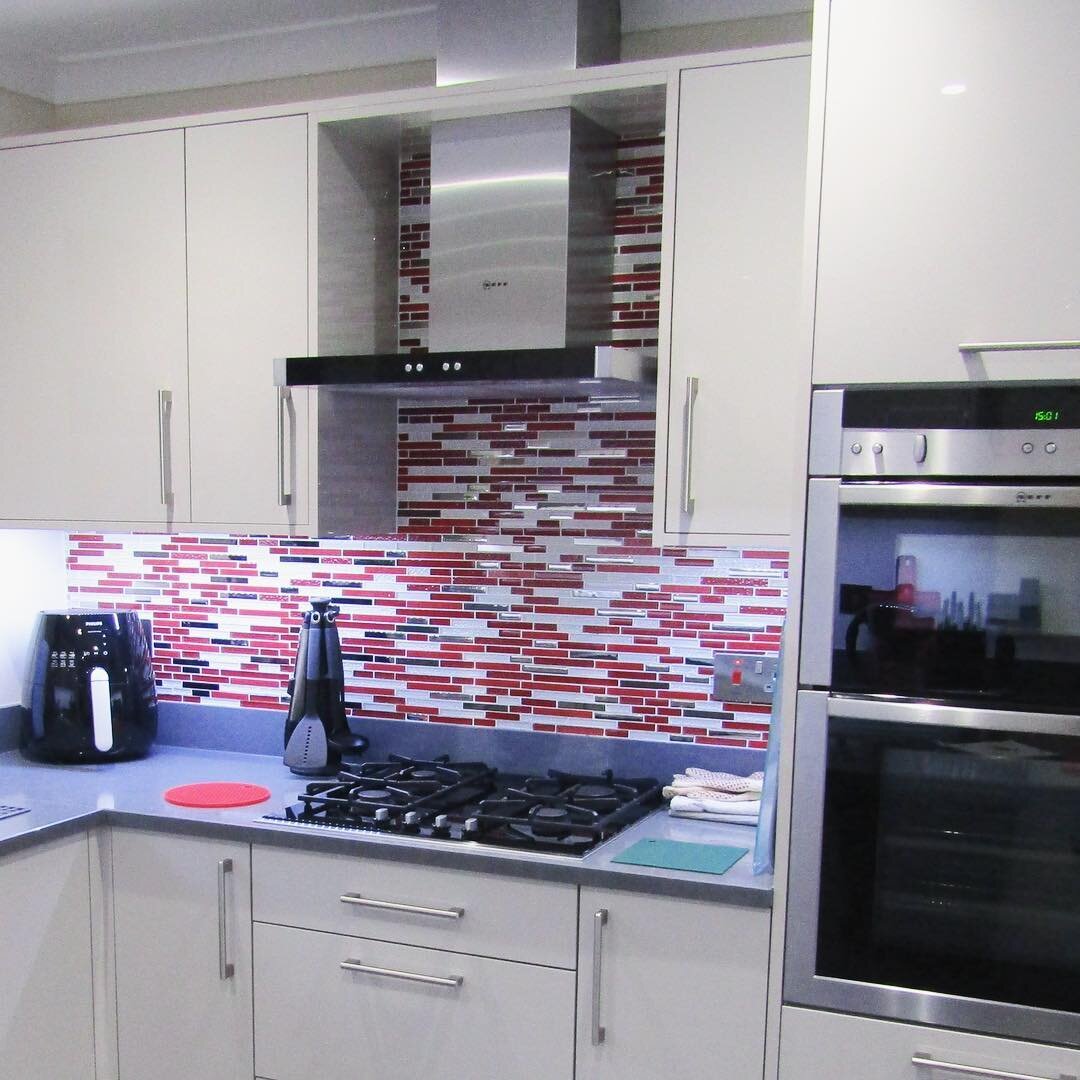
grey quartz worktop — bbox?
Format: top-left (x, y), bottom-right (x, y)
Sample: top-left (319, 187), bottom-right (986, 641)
top-left (0, 745), bottom-right (772, 907)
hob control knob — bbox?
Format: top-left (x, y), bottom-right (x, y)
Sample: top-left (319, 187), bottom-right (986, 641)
top-left (434, 814), bottom-right (450, 830)
top-left (375, 808), bottom-right (391, 823)
top-left (464, 817), bottom-right (480, 834)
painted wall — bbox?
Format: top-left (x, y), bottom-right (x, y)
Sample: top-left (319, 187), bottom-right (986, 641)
top-left (0, 531), bottom-right (68, 705)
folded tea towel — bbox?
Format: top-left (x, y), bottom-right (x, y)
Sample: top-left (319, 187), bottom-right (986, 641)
top-left (662, 785), bottom-right (760, 802)
top-left (669, 809), bottom-right (761, 825)
top-left (670, 794), bottom-right (760, 817)
top-left (669, 768), bottom-right (764, 794)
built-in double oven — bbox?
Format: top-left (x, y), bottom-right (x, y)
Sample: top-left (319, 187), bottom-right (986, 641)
top-left (785, 384), bottom-right (1080, 1048)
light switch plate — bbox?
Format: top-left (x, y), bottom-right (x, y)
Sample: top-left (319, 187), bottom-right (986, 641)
top-left (712, 652), bottom-right (779, 704)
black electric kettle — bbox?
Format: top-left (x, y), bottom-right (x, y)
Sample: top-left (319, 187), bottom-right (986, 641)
top-left (283, 600), bottom-right (366, 775)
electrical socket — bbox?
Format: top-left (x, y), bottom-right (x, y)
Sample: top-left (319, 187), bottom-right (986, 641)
top-left (712, 652), bottom-right (779, 705)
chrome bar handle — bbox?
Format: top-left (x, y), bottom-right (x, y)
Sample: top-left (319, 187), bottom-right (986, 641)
top-left (681, 376), bottom-right (699, 515)
top-left (340, 893), bottom-right (464, 920)
top-left (340, 959), bottom-right (463, 989)
top-left (157, 390), bottom-right (172, 505)
top-left (276, 387), bottom-right (292, 506)
top-left (959, 340), bottom-right (1080, 354)
top-left (591, 908), bottom-right (608, 1045)
top-left (217, 858), bottom-right (234, 980)
top-left (912, 1053), bottom-right (1077, 1080)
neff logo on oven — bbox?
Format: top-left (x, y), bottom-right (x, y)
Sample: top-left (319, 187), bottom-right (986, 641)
top-left (482, 279), bottom-right (509, 290)
top-left (1015, 491), bottom-right (1053, 503)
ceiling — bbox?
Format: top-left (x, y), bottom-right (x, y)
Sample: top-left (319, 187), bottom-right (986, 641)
top-left (0, 0), bottom-right (809, 105)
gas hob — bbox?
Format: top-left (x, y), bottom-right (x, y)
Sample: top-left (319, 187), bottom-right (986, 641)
top-left (261, 754), bottom-right (663, 856)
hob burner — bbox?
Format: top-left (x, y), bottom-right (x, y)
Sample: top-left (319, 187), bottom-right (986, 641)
top-left (262, 757), bottom-right (662, 856)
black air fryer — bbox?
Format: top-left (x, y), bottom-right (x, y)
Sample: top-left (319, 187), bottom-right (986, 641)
top-left (21, 610), bottom-right (158, 763)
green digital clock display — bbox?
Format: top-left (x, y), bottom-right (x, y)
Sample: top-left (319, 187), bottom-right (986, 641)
top-left (1034, 409), bottom-right (1061, 423)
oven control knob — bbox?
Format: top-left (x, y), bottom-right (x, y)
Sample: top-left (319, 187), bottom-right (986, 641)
top-left (1046, 442), bottom-right (1058, 454)
top-left (913, 434), bottom-right (928, 463)
top-left (872, 442), bottom-right (884, 455)
top-left (850, 442), bottom-right (862, 455)
top-left (1022, 442), bottom-right (1034, 454)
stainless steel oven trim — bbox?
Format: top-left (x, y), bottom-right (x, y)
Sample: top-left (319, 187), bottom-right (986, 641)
top-left (799, 480), bottom-right (840, 688)
top-left (784, 689), bottom-right (1080, 1048)
top-left (838, 483), bottom-right (1080, 508)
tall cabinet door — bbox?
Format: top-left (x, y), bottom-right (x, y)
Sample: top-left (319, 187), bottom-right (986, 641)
top-left (813, 0), bottom-right (1080, 384)
top-left (660, 57), bottom-right (810, 543)
top-left (111, 829), bottom-right (253, 1080)
top-left (186, 115), bottom-right (310, 530)
top-left (0, 130), bottom-right (190, 526)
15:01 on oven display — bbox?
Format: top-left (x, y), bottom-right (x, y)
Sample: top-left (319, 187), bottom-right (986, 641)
top-left (1034, 409), bottom-right (1062, 423)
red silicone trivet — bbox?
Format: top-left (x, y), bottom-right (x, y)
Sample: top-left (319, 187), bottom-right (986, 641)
top-left (164, 782), bottom-right (271, 809)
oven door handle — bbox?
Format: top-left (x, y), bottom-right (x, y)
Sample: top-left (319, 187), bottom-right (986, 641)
top-left (828, 694), bottom-right (1080, 735)
top-left (838, 483), bottom-right (1080, 509)
top-left (912, 1052), bottom-right (1078, 1080)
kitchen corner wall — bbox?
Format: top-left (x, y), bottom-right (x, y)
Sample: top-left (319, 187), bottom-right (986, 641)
top-left (63, 130), bottom-right (789, 749)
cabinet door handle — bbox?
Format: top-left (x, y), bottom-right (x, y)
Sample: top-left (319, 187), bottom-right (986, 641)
top-left (340, 959), bottom-right (463, 989)
top-left (681, 376), bottom-right (699, 515)
top-left (157, 389), bottom-right (173, 505)
top-left (339, 892), bottom-right (464, 919)
top-left (959, 340), bottom-right (1080, 354)
top-left (276, 387), bottom-right (292, 506)
top-left (912, 1053), bottom-right (1077, 1080)
top-left (217, 857), bottom-right (234, 980)
top-left (591, 908), bottom-right (608, 1045)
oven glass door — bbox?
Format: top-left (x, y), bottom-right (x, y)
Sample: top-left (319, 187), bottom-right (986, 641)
top-left (803, 482), bottom-right (1080, 710)
top-left (785, 692), bottom-right (1080, 1046)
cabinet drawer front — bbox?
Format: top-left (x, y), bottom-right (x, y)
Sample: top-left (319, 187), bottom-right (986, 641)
top-left (252, 844), bottom-right (577, 967)
top-left (254, 922), bottom-right (574, 1080)
top-left (779, 1007), bottom-right (1080, 1079)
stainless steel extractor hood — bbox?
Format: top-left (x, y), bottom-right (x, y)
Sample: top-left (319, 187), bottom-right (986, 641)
top-left (278, 0), bottom-right (656, 399)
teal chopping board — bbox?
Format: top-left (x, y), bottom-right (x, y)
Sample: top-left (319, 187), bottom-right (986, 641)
top-left (612, 838), bottom-right (748, 875)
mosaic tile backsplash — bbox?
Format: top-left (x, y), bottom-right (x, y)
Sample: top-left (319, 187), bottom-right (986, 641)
top-left (62, 128), bottom-right (787, 750)
top-left (67, 530), bottom-right (785, 748)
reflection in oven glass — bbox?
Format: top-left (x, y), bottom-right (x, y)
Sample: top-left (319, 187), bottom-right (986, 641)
top-left (832, 507), bottom-right (1080, 708)
top-left (816, 719), bottom-right (1080, 1016)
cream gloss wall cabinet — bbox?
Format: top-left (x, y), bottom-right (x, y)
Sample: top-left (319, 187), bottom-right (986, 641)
top-left (810, 0), bottom-right (1080, 385)
top-left (778, 1007), bottom-right (1080, 1080)
top-left (575, 888), bottom-right (770, 1080)
top-left (656, 54), bottom-right (810, 544)
top-left (110, 829), bottom-right (254, 1080)
top-left (0, 832), bottom-right (96, 1080)
top-left (0, 113), bottom-right (308, 532)
top-left (0, 129), bottom-right (190, 527)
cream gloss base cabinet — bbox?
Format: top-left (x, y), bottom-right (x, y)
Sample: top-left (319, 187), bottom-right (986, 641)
top-left (0, 832), bottom-right (96, 1080)
top-left (811, 0), bottom-right (1080, 385)
top-left (655, 54), bottom-right (811, 545)
top-left (251, 845), bottom-right (576, 1080)
top-left (778, 1006), bottom-right (1080, 1080)
top-left (575, 888), bottom-right (770, 1080)
top-left (110, 829), bottom-right (253, 1080)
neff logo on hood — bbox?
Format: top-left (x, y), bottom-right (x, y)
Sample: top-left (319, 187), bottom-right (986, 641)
top-left (482, 279), bottom-right (509, 291)
top-left (1015, 491), bottom-right (1053, 503)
